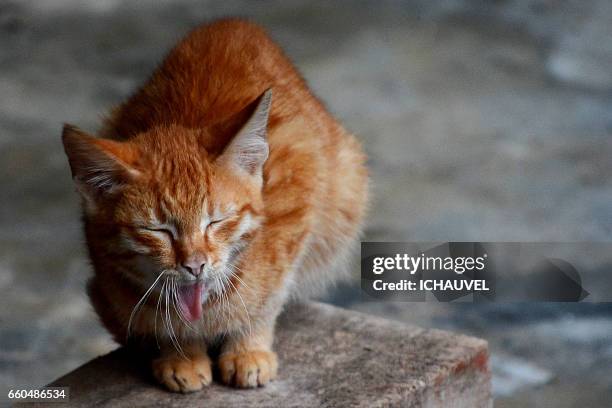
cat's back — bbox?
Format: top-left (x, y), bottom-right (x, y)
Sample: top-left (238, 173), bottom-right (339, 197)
top-left (171, 18), bottom-right (293, 86)
top-left (107, 19), bottom-right (319, 139)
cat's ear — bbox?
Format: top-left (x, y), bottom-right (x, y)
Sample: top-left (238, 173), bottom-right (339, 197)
top-left (62, 124), bottom-right (139, 199)
top-left (218, 89), bottom-right (271, 180)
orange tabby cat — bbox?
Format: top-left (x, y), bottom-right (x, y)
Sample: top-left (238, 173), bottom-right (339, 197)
top-left (62, 19), bottom-right (368, 392)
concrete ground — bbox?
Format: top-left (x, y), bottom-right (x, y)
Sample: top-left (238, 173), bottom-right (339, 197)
top-left (1, 0), bottom-right (611, 406)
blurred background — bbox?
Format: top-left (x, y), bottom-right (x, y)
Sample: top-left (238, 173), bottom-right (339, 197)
top-left (1, 0), bottom-right (611, 406)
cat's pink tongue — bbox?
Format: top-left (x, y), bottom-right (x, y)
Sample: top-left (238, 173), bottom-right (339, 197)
top-left (178, 282), bottom-right (203, 321)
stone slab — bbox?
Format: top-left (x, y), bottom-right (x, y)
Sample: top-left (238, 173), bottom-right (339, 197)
top-left (43, 302), bottom-right (491, 407)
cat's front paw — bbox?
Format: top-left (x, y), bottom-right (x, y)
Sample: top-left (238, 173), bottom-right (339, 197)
top-left (218, 350), bottom-right (278, 388)
top-left (152, 354), bottom-right (212, 393)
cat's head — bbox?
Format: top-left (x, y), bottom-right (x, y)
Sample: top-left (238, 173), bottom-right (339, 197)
top-left (62, 90), bottom-right (272, 318)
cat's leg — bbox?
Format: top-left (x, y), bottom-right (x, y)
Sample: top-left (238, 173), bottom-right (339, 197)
top-left (152, 342), bottom-right (212, 393)
top-left (218, 319), bottom-right (278, 388)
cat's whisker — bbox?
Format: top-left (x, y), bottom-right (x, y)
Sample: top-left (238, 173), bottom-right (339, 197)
top-left (226, 266), bottom-right (254, 294)
top-left (227, 261), bottom-right (244, 272)
top-left (213, 274), bottom-right (225, 314)
top-left (211, 276), bottom-right (223, 321)
top-left (224, 267), bottom-right (255, 312)
top-left (224, 268), bottom-right (255, 304)
top-left (226, 274), bottom-right (253, 338)
top-left (227, 248), bottom-right (244, 272)
top-left (214, 273), bottom-right (230, 325)
top-left (126, 270), bottom-right (166, 341)
top-left (170, 278), bottom-right (196, 332)
top-left (154, 277), bottom-right (167, 349)
top-left (226, 262), bottom-right (248, 279)
top-left (164, 279), bottom-right (187, 360)
top-left (165, 284), bottom-right (180, 355)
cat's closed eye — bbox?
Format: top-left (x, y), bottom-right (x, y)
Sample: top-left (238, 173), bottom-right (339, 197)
top-left (208, 219), bottom-right (224, 227)
top-left (140, 226), bottom-right (175, 240)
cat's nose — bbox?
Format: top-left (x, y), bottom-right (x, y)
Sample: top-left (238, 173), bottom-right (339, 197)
top-left (181, 257), bottom-right (206, 277)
